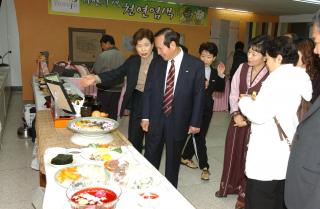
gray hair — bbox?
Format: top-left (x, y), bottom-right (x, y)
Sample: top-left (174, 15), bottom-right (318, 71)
top-left (313, 9), bottom-right (320, 31)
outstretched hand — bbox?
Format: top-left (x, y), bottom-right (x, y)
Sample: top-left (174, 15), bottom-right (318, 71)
top-left (81, 74), bottom-right (97, 87)
top-left (217, 62), bottom-right (226, 75)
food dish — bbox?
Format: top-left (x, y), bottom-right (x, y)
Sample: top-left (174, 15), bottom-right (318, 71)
top-left (80, 147), bottom-right (123, 162)
top-left (68, 117), bottom-right (119, 135)
top-left (126, 167), bottom-right (161, 191)
top-left (66, 181), bottom-right (121, 209)
top-left (55, 164), bottom-right (109, 188)
top-left (46, 148), bottom-right (82, 168)
top-left (50, 154), bottom-right (73, 165)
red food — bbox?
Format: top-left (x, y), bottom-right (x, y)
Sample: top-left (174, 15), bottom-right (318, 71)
top-left (71, 187), bottom-right (117, 205)
top-left (139, 192), bottom-right (159, 199)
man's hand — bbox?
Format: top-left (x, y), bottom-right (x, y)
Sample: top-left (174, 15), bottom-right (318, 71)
top-left (141, 120), bottom-right (149, 132)
top-left (188, 126), bottom-right (200, 134)
top-left (205, 80), bottom-right (209, 89)
top-left (81, 75), bottom-right (97, 87)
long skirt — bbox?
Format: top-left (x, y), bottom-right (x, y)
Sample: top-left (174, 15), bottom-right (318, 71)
top-left (216, 119), bottom-right (250, 202)
top-left (213, 79), bottom-right (230, 112)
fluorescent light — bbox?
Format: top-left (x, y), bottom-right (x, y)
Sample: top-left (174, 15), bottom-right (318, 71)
top-left (293, 0), bottom-right (320, 5)
top-left (216, 7), bottom-right (251, 13)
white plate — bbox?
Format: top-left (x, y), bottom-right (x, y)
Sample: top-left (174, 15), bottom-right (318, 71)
top-left (46, 148), bottom-right (82, 168)
top-left (54, 164), bottom-right (109, 188)
top-left (126, 167), bottom-right (161, 191)
top-left (80, 147), bottom-right (124, 162)
top-left (48, 157), bottom-right (77, 168)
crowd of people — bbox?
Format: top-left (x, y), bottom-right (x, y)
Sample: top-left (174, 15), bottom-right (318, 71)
top-left (80, 8), bottom-right (320, 209)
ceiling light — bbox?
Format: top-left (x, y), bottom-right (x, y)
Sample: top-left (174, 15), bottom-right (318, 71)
top-left (216, 7), bottom-right (251, 13)
top-left (293, 0), bottom-right (320, 5)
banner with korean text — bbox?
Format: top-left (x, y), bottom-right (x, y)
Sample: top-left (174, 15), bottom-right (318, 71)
top-left (48, 0), bottom-right (208, 26)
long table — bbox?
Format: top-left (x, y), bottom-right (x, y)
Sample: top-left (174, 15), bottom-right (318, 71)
top-left (36, 110), bottom-right (129, 174)
top-left (37, 110), bottom-right (196, 209)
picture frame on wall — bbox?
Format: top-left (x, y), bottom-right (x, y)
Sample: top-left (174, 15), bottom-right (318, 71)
top-left (68, 27), bottom-right (105, 67)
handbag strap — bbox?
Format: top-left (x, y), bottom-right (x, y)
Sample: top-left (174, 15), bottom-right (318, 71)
top-left (273, 116), bottom-right (291, 150)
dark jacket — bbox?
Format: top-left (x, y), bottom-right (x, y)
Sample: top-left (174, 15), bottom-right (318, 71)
top-left (98, 54), bottom-right (158, 116)
top-left (142, 53), bottom-right (205, 141)
top-left (285, 96), bottom-right (320, 209)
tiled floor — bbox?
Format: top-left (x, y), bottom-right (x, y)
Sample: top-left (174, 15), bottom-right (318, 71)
top-left (0, 92), bottom-right (238, 209)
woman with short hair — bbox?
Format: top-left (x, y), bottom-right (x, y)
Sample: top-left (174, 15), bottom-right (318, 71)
top-left (238, 36), bottom-right (312, 209)
top-left (82, 28), bottom-right (157, 152)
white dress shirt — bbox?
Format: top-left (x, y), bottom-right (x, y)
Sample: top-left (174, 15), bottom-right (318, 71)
top-left (239, 64), bottom-right (312, 181)
top-left (205, 66), bottom-right (211, 80)
top-left (164, 48), bottom-right (184, 94)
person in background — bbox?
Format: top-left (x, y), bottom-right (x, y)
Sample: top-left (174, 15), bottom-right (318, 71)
top-left (295, 38), bottom-right (320, 120)
top-left (285, 9), bottom-right (320, 209)
top-left (296, 38), bottom-right (320, 103)
top-left (239, 35), bottom-right (312, 209)
top-left (215, 35), bottom-right (271, 209)
top-left (177, 32), bottom-right (188, 54)
top-left (229, 41), bottom-right (247, 81)
top-left (284, 33), bottom-right (299, 42)
top-left (141, 28), bottom-right (205, 187)
top-left (181, 42), bottom-right (225, 180)
top-left (81, 28), bottom-right (156, 152)
top-left (93, 34), bottom-right (125, 120)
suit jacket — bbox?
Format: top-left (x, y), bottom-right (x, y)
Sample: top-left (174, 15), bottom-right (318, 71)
top-left (98, 54), bottom-right (158, 116)
top-left (142, 53), bottom-right (205, 141)
top-left (204, 67), bottom-right (225, 111)
top-left (285, 96), bottom-right (320, 209)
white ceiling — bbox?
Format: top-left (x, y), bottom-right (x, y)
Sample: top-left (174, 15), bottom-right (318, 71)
top-left (170, 0), bottom-right (319, 15)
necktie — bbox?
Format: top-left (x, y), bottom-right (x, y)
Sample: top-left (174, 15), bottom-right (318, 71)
top-left (163, 60), bottom-right (175, 116)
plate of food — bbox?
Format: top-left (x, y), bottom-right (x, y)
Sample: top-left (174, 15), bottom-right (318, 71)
top-left (126, 167), bottom-right (161, 191)
top-left (49, 153), bottom-right (76, 168)
top-left (55, 164), bottom-right (109, 188)
top-left (46, 147), bottom-right (80, 168)
top-left (80, 147), bottom-right (124, 162)
top-left (68, 117), bottom-right (119, 135)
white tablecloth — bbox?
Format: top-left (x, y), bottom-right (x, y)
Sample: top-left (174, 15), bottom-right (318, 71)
top-left (42, 146), bottom-right (196, 209)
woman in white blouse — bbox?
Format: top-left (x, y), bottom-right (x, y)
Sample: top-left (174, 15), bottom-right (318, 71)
top-left (238, 36), bottom-right (312, 209)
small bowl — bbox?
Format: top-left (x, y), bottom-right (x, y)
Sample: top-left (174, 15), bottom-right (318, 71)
top-left (66, 180), bottom-right (121, 209)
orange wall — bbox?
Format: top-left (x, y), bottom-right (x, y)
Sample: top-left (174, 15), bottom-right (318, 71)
top-left (15, 0), bottom-right (278, 101)
top-left (208, 10), bottom-right (279, 42)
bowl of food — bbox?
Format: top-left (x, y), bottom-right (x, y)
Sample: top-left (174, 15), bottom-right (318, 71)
top-left (66, 180), bottom-right (121, 209)
top-left (68, 117), bottom-right (119, 135)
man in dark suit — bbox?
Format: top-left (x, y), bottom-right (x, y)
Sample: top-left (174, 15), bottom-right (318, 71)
top-left (141, 28), bottom-right (205, 187)
top-left (285, 9), bottom-right (320, 209)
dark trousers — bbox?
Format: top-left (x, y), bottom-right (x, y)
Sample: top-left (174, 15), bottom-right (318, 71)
top-left (128, 90), bottom-right (145, 153)
top-left (181, 108), bottom-right (213, 169)
top-left (144, 113), bottom-right (186, 188)
top-left (246, 178), bottom-right (287, 209)
top-left (97, 89), bottom-right (121, 120)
